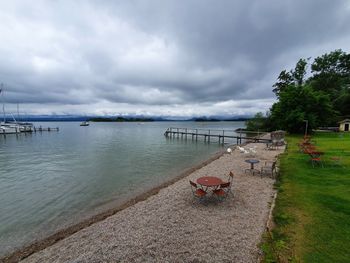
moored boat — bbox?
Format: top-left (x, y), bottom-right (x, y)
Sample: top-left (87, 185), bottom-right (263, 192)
top-left (18, 122), bottom-right (34, 132)
top-left (0, 122), bottom-right (20, 134)
top-left (80, 121), bottom-right (89, 126)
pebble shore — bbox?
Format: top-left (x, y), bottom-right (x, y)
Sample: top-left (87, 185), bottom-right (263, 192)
top-left (22, 141), bottom-right (284, 263)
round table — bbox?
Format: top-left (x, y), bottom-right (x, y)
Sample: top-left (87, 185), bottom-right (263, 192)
top-left (245, 159), bottom-right (260, 175)
top-left (197, 176), bottom-right (223, 187)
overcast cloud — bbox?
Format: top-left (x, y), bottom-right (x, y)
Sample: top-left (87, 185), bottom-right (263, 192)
top-left (0, 0), bottom-right (349, 117)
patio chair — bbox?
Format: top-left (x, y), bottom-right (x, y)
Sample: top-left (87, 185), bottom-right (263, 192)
top-left (330, 156), bottom-right (342, 167)
top-left (260, 161), bottom-right (277, 178)
top-left (228, 171), bottom-right (234, 183)
top-left (227, 171), bottom-right (235, 195)
top-left (212, 182), bottom-right (231, 200)
top-left (189, 180), bottom-right (207, 201)
top-left (265, 141), bottom-right (274, 150)
top-left (310, 156), bottom-right (324, 168)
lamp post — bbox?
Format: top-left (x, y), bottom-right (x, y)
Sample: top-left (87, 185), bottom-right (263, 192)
top-left (303, 120), bottom-right (308, 137)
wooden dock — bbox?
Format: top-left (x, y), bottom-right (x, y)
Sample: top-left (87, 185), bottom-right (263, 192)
top-left (164, 127), bottom-right (270, 145)
top-left (0, 126), bottom-right (59, 137)
top-left (33, 126), bottom-right (59, 132)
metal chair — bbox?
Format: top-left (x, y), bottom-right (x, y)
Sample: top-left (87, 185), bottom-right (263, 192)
top-left (226, 171), bottom-right (235, 196)
top-left (189, 180), bottom-right (207, 201)
top-left (310, 157), bottom-right (324, 168)
top-left (228, 171), bottom-right (234, 183)
top-left (329, 156), bottom-right (342, 167)
top-left (212, 182), bottom-right (231, 200)
top-left (260, 161), bottom-right (277, 178)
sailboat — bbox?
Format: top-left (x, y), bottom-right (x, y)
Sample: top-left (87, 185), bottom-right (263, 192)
top-left (0, 83), bottom-right (33, 134)
top-left (0, 122), bottom-right (20, 134)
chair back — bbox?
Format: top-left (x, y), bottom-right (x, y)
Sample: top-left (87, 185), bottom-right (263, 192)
top-left (228, 171), bottom-right (234, 182)
top-left (189, 180), bottom-right (197, 188)
top-left (272, 161), bottom-right (276, 169)
top-left (220, 182), bottom-right (231, 188)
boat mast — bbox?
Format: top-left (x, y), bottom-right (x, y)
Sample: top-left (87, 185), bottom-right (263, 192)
top-left (1, 83), bottom-right (5, 123)
top-left (17, 103), bottom-right (20, 121)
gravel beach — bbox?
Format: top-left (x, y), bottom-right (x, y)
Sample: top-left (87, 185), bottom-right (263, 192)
top-left (21, 141), bottom-right (284, 263)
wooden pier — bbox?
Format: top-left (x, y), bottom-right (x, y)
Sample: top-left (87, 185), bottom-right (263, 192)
top-left (0, 126), bottom-right (59, 137)
top-left (33, 126), bottom-right (59, 132)
top-left (164, 127), bottom-right (270, 145)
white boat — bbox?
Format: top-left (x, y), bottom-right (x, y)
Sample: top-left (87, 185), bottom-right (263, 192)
top-left (80, 121), bottom-right (89, 126)
top-left (18, 122), bottom-right (34, 132)
top-left (0, 122), bottom-right (20, 134)
top-left (0, 85), bottom-right (34, 134)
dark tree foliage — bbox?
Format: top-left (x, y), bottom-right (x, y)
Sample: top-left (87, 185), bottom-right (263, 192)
top-left (272, 70), bottom-right (294, 97)
top-left (309, 50), bottom-right (350, 116)
top-left (272, 58), bottom-right (308, 97)
top-left (245, 112), bottom-right (269, 131)
top-left (292, 58), bottom-right (308, 86)
top-left (251, 49), bottom-right (349, 133)
top-left (269, 85), bottom-right (335, 133)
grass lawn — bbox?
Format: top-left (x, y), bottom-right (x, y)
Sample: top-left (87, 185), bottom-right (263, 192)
top-left (261, 132), bottom-right (350, 263)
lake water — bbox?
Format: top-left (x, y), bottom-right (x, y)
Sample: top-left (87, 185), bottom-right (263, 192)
top-left (0, 121), bottom-right (245, 256)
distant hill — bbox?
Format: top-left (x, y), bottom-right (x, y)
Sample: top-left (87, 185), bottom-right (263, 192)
top-left (89, 117), bottom-right (154, 122)
top-left (189, 116), bottom-right (250, 122)
top-left (5, 114), bottom-right (251, 122)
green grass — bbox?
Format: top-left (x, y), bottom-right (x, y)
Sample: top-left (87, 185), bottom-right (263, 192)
top-left (261, 132), bottom-right (350, 263)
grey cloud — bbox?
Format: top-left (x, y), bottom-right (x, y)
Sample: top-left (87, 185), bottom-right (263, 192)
top-left (0, 0), bottom-right (349, 116)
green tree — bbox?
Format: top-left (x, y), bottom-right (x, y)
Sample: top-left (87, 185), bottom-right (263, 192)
top-left (309, 49), bottom-right (350, 116)
top-left (269, 85), bottom-right (335, 133)
top-left (272, 70), bottom-right (293, 97)
top-left (245, 112), bottom-right (268, 131)
top-left (292, 58), bottom-right (308, 86)
top-left (258, 50), bottom-right (349, 133)
top-left (272, 58), bottom-right (308, 97)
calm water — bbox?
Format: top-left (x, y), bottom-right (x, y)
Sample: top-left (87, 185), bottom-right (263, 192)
top-left (0, 121), bottom-right (244, 256)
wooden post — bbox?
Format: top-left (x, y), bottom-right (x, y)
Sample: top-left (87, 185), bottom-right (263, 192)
top-left (208, 129), bottom-right (210, 143)
top-left (185, 128), bottom-right (187, 139)
top-left (196, 129), bottom-right (198, 141)
top-left (222, 130), bottom-right (225, 145)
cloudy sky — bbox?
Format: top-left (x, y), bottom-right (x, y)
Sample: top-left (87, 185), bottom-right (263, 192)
top-left (0, 0), bottom-right (349, 117)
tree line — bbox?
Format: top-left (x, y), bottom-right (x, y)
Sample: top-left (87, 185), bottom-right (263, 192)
top-left (246, 49), bottom-right (350, 133)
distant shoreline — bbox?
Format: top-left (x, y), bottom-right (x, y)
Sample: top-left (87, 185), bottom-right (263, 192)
top-left (3, 118), bottom-right (250, 122)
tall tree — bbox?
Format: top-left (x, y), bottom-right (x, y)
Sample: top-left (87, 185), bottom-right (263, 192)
top-left (250, 50), bottom-right (349, 133)
top-left (269, 85), bottom-right (335, 133)
top-left (310, 50), bottom-right (350, 117)
top-left (273, 58), bottom-right (308, 97)
top-left (272, 70), bottom-right (293, 97)
top-left (292, 58), bottom-right (308, 86)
